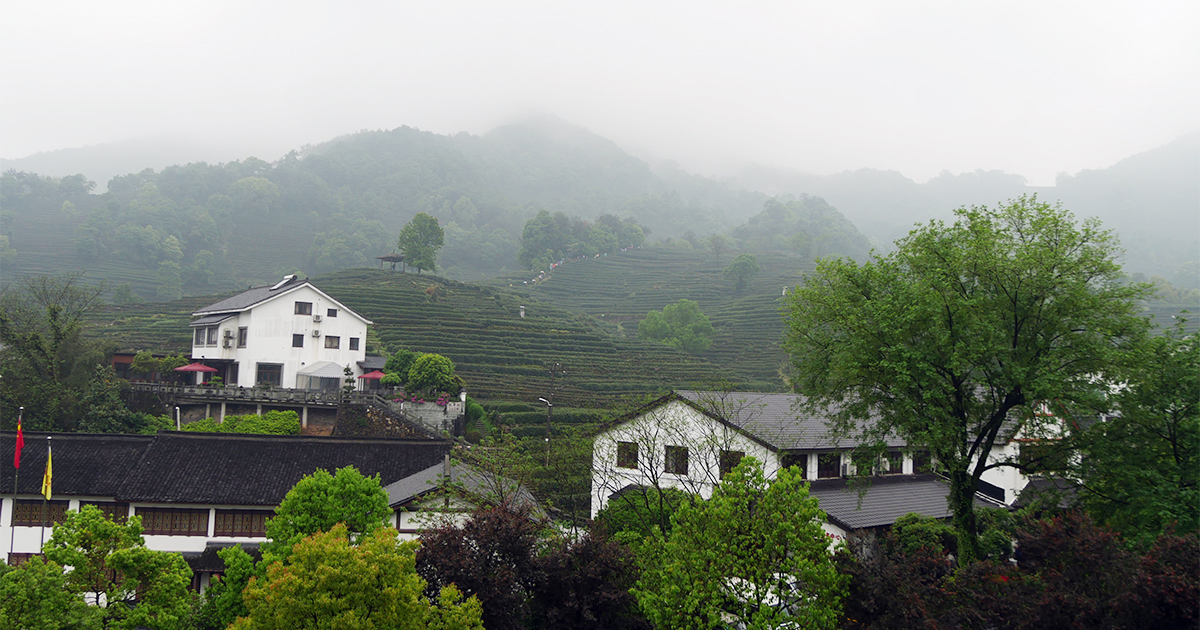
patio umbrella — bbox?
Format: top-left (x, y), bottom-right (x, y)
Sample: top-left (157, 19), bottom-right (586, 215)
top-left (357, 370), bottom-right (386, 380)
top-left (174, 362), bottom-right (218, 373)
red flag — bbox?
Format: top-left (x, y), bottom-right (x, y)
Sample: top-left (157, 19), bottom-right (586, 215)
top-left (13, 419), bottom-right (24, 469)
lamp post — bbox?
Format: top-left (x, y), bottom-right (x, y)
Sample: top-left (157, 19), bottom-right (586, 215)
top-left (539, 363), bottom-right (566, 466)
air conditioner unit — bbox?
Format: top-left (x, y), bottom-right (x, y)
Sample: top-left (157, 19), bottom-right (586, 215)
top-left (311, 330), bottom-right (321, 337)
top-left (223, 330), bottom-right (234, 339)
top-left (313, 314), bottom-right (322, 322)
top-left (223, 340), bottom-right (233, 348)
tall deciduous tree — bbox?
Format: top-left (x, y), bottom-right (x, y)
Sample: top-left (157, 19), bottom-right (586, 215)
top-left (637, 298), bottom-right (714, 353)
top-left (397, 212), bottom-right (445, 273)
top-left (1079, 319), bottom-right (1199, 544)
top-left (782, 197), bottom-right (1151, 557)
top-left (635, 458), bottom-right (847, 630)
top-left (723, 253), bottom-right (761, 295)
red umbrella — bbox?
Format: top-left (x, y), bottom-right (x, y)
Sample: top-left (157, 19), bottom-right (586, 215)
top-left (357, 370), bottom-right (386, 380)
top-left (174, 362), bottom-right (218, 373)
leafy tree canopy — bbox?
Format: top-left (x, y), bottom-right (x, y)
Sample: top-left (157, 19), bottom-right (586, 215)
top-left (635, 458), bottom-right (847, 630)
top-left (261, 466), bottom-right (392, 562)
top-left (637, 298), bottom-right (714, 354)
top-left (234, 524), bottom-right (483, 630)
top-left (406, 353), bottom-right (461, 395)
top-left (397, 212), bottom-right (445, 273)
top-left (723, 253), bottom-right (761, 294)
top-left (782, 196), bottom-right (1152, 557)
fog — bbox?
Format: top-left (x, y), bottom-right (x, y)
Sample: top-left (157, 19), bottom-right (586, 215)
top-left (2, 1), bottom-right (1196, 186)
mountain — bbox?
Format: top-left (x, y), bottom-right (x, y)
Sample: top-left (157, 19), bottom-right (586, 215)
top-left (733, 134), bottom-right (1199, 285)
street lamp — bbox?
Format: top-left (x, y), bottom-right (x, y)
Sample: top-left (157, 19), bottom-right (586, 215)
top-left (538, 397), bottom-right (553, 466)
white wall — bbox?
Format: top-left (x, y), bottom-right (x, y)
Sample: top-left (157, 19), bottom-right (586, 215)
top-left (191, 285), bottom-right (370, 388)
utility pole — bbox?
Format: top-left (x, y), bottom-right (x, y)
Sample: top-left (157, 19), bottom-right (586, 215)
top-left (539, 362), bottom-right (566, 467)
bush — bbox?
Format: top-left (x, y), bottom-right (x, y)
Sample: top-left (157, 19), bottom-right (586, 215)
top-left (182, 410), bottom-right (300, 435)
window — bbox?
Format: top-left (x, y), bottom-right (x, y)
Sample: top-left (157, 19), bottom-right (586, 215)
top-left (883, 450), bottom-right (904, 475)
top-left (817, 453), bottom-right (841, 478)
top-left (719, 450), bottom-right (745, 478)
top-left (327, 308), bottom-right (338, 318)
top-left (291, 334), bottom-right (304, 348)
top-left (213, 510), bottom-right (270, 538)
top-left (294, 301), bottom-right (312, 315)
top-left (237, 327), bottom-right (248, 348)
top-left (913, 451), bottom-right (934, 474)
top-left (228, 363), bottom-right (239, 384)
top-left (206, 326), bottom-right (218, 346)
top-left (6, 553), bottom-right (40, 566)
top-left (781, 452), bottom-right (808, 479)
top-left (1019, 442), bottom-right (1069, 473)
top-left (349, 337), bottom-right (360, 351)
top-left (12, 500), bottom-right (69, 526)
top-left (81, 502), bottom-right (129, 522)
top-left (256, 363), bottom-right (283, 388)
top-left (617, 441), bottom-right (638, 469)
top-left (324, 335), bottom-right (340, 349)
top-left (194, 327), bottom-right (205, 346)
top-left (665, 446), bottom-right (689, 475)
top-left (137, 508), bottom-right (209, 536)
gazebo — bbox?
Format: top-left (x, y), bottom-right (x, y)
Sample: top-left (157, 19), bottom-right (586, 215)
top-left (376, 252), bottom-right (406, 272)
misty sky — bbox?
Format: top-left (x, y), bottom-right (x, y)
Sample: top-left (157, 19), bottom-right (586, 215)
top-left (2, 1), bottom-right (1196, 186)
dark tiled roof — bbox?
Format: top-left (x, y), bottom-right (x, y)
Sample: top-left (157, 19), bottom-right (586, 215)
top-left (674, 391), bottom-right (904, 450)
top-left (189, 314), bottom-right (235, 327)
top-left (384, 461), bottom-right (538, 510)
top-left (117, 432), bottom-right (451, 506)
top-left (192, 276), bottom-right (308, 315)
top-left (0, 432), bottom-right (154, 497)
top-left (358, 356), bottom-right (387, 371)
top-left (1013, 476), bottom-right (1079, 509)
top-left (808, 474), bottom-right (989, 531)
top-left (184, 543), bottom-right (263, 573)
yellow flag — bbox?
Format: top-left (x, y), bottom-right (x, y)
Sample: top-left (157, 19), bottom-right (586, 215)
top-left (40, 442), bottom-right (52, 500)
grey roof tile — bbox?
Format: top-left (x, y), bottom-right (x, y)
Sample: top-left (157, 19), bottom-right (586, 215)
top-left (808, 474), bottom-right (990, 530)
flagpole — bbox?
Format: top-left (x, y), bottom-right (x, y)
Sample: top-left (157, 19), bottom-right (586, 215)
top-left (39, 436), bottom-right (50, 549)
top-left (8, 407), bottom-right (22, 563)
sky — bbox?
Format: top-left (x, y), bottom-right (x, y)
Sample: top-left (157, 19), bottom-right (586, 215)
top-left (1, 1), bottom-right (1196, 186)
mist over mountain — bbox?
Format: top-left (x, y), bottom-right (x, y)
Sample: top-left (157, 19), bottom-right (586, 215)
top-left (1, 120), bottom-right (1195, 302)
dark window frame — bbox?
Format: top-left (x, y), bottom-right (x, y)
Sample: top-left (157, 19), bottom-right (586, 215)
top-left (817, 453), bottom-right (841, 478)
top-left (665, 445), bottom-right (689, 476)
top-left (256, 363), bottom-right (283, 388)
top-left (349, 337), bottom-right (360, 351)
top-left (136, 507), bottom-right (209, 536)
top-left (237, 327), bottom-right (248, 348)
top-left (81, 502), bottom-right (130, 523)
top-left (616, 441), bottom-right (638, 469)
top-left (206, 326), bottom-right (219, 346)
top-left (12, 500), bottom-right (69, 527)
top-left (781, 452), bottom-right (808, 479)
top-left (292, 333), bottom-right (304, 348)
top-left (324, 335), bottom-right (340, 349)
top-left (194, 327), bottom-right (205, 346)
top-left (719, 449), bottom-right (746, 478)
top-left (294, 301), bottom-right (312, 315)
top-left (326, 308), bottom-right (338, 318)
top-left (213, 510), bottom-right (270, 538)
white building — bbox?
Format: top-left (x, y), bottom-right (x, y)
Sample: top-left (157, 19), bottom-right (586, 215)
top-left (188, 275), bottom-right (372, 390)
top-left (592, 391), bottom-right (1015, 539)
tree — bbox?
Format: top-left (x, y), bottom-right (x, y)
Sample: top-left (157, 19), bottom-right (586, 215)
top-left (782, 197), bottom-right (1151, 557)
top-left (233, 524), bottom-right (483, 630)
top-left (708, 234), bottom-right (728, 261)
top-left (194, 546), bottom-right (255, 630)
top-left (635, 458), bottom-right (847, 630)
top-left (723, 253), bottom-right (760, 295)
top-left (1078, 319), bottom-right (1199, 544)
top-left (406, 353), bottom-right (461, 395)
top-left (43, 504), bottom-right (194, 630)
top-left (261, 466), bottom-right (392, 562)
top-left (397, 212), bottom-right (445, 273)
top-left (637, 299), bottom-right (715, 353)
top-left (0, 557), bottom-right (100, 630)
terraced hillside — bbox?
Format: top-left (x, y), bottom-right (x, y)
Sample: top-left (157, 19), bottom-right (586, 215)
top-left (85, 268), bottom-right (753, 408)
top-left (491, 247), bottom-right (813, 386)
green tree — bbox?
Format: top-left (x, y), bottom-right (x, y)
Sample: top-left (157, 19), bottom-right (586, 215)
top-left (723, 253), bottom-right (761, 295)
top-left (193, 546), bottom-right (256, 630)
top-left (382, 347), bottom-right (418, 388)
top-left (261, 466), bottom-right (392, 562)
top-left (1079, 319), bottom-right (1199, 544)
top-left (233, 524), bottom-right (483, 630)
top-left (637, 298), bottom-right (715, 353)
top-left (635, 458), bottom-right (847, 630)
top-left (782, 196), bottom-right (1152, 557)
top-left (708, 234), bottom-right (728, 261)
top-left (397, 212), bottom-right (445, 273)
top-left (406, 353), bottom-right (460, 395)
top-left (0, 556), bottom-right (100, 630)
top-left (43, 504), bottom-right (194, 630)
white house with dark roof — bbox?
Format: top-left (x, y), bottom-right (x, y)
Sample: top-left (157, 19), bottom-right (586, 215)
top-left (591, 390), bottom-right (1009, 539)
top-left (189, 275), bottom-right (372, 389)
